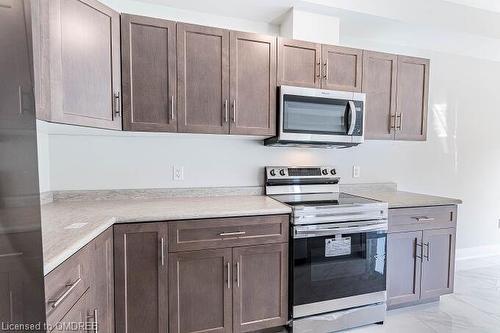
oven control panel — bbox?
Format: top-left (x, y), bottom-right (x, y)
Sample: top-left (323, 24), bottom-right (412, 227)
top-left (266, 166), bottom-right (337, 179)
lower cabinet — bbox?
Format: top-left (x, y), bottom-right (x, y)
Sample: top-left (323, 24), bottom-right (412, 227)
top-left (45, 227), bottom-right (114, 332)
top-left (169, 243), bottom-right (288, 333)
top-left (114, 223), bottom-right (169, 333)
top-left (387, 209), bottom-right (456, 309)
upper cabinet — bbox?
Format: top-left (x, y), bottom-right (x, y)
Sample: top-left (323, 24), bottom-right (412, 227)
top-left (34, 0), bottom-right (122, 130)
top-left (395, 56), bottom-right (430, 141)
top-left (278, 38), bottom-right (321, 88)
top-left (33, 1), bottom-right (429, 141)
top-left (362, 54), bottom-right (429, 141)
top-left (230, 31), bottom-right (277, 136)
top-left (277, 39), bottom-right (363, 92)
top-left (321, 45), bottom-right (363, 92)
top-left (362, 51), bottom-right (398, 140)
top-left (177, 23), bottom-right (230, 134)
top-left (121, 14), bottom-right (177, 132)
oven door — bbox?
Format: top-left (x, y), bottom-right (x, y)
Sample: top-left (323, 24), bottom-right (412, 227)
top-left (292, 221), bottom-right (387, 319)
top-left (278, 86), bottom-right (364, 144)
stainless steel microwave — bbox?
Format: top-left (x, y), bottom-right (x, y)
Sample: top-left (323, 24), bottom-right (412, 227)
top-left (265, 86), bottom-right (366, 148)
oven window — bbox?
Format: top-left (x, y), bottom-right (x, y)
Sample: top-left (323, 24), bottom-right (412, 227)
top-left (293, 231), bottom-right (386, 306)
top-left (283, 94), bottom-right (348, 135)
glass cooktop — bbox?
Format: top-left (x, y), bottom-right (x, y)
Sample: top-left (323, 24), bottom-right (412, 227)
top-left (270, 192), bottom-right (379, 207)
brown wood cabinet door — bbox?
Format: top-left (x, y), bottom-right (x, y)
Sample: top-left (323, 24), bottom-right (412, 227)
top-left (321, 45), bottom-right (362, 92)
top-left (114, 223), bottom-right (168, 333)
top-left (387, 231), bottom-right (422, 308)
top-left (48, 0), bottom-right (121, 129)
top-left (232, 244), bottom-right (288, 333)
top-left (121, 14), bottom-right (177, 132)
top-left (362, 51), bottom-right (397, 140)
top-left (395, 56), bottom-right (430, 141)
top-left (229, 31), bottom-right (276, 136)
top-left (89, 228), bottom-right (114, 333)
top-left (177, 23), bottom-right (229, 134)
top-left (51, 290), bottom-right (91, 333)
top-left (169, 248), bottom-right (232, 333)
top-left (278, 38), bottom-right (321, 88)
top-left (420, 228), bottom-right (456, 300)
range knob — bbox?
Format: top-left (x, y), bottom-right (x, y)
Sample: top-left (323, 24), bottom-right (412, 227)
top-left (279, 169), bottom-right (286, 176)
top-left (322, 169), bottom-right (328, 175)
top-left (269, 169), bottom-right (276, 176)
top-left (330, 169), bottom-right (336, 175)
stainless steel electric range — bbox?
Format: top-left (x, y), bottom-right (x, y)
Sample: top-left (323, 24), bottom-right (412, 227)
top-left (265, 166), bottom-right (389, 333)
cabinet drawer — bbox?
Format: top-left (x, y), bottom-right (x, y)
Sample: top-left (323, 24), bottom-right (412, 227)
top-left (168, 215), bottom-right (289, 251)
top-left (389, 205), bottom-right (457, 232)
top-left (45, 245), bottom-right (91, 327)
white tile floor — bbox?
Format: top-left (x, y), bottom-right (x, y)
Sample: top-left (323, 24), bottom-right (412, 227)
top-left (350, 256), bottom-right (500, 333)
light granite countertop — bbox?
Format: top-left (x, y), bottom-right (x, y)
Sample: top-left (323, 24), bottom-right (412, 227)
top-left (41, 195), bottom-right (291, 275)
top-left (343, 189), bottom-right (462, 208)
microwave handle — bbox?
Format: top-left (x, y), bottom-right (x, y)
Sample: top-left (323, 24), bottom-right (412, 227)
top-left (347, 101), bottom-right (357, 135)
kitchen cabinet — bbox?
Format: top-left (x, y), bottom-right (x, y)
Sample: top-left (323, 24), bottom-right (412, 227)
top-left (51, 290), bottom-right (91, 333)
top-left (387, 206), bottom-right (457, 309)
top-left (362, 51), bottom-right (398, 140)
top-left (121, 14), bottom-right (177, 132)
top-left (278, 38), bottom-right (321, 88)
top-left (232, 244), bottom-right (288, 333)
top-left (169, 248), bottom-right (233, 333)
top-left (169, 215), bottom-right (289, 333)
top-left (387, 231), bottom-right (422, 306)
top-left (34, 0), bottom-right (122, 129)
top-left (89, 228), bottom-right (114, 333)
top-left (114, 223), bottom-right (168, 333)
top-left (362, 53), bottom-right (429, 141)
top-left (229, 31), bottom-right (277, 136)
top-left (420, 228), bottom-right (456, 300)
top-left (395, 56), bottom-right (430, 141)
top-left (321, 45), bottom-right (363, 92)
top-left (177, 23), bottom-right (230, 134)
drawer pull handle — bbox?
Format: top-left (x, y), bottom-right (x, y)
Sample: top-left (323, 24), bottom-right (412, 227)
top-left (47, 278), bottom-right (82, 309)
top-left (0, 252), bottom-right (23, 259)
top-left (413, 216), bottom-right (435, 222)
top-left (219, 231), bottom-right (246, 237)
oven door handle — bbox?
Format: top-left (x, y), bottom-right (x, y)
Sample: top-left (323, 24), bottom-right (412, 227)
top-left (347, 100), bottom-right (357, 135)
top-left (294, 223), bottom-right (387, 238)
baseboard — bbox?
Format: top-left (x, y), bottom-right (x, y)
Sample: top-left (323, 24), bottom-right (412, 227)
top-left (456, 244), bottom-right (500, 261)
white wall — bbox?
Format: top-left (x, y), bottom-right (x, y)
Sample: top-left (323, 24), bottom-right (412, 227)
top-left (36, 0), bottom-right (500, 252)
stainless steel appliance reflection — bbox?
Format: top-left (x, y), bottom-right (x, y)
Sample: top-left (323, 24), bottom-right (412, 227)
top-left (266, 166), bottom-right (388, 333)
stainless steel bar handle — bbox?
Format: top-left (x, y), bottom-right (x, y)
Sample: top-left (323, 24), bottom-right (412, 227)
top-left (424, 242), bottom-right (430, 261)
top-left (161, 237), bottom-right (165, 266)
top-left (224, 100), bottom-right (228, 123)
top-left (413, 216), bottom-right (435, 222)
top-left (390, 114), bottom-right (396, 130)
top-left (347, 101), bottom-right (357, 135)
top-left (227, 262), bottom-right (231, 289)
top-left (236, 261), bottom-right (240, 287)
top-left (396, 113), bottom-right (403, 131)
top-left (0, 252), bottom-right (23, 259)
top-left (415, 241), bottom-right (423, 260)
top-left (231, 100), bottom-right (236, 123)
top-left (94, 309), bottom-right (98, 333)
top-left (219, 231), bottom-right (246, 237)
top-left (47, 278), bottom-right (82, 309)
top-left (294, 223), bottom-right (387, 238)
top-left (114, 91), bottom-right (121, 117)
top-left (87, 309), bottom-right (98, 333)
top-left (170, 96), bottom-right (175, 121)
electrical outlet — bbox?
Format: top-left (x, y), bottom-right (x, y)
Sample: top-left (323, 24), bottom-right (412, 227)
top-left (352, 165), bottom-right (361, 178)
top-left (173, 166), bottom-right (184, 181)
